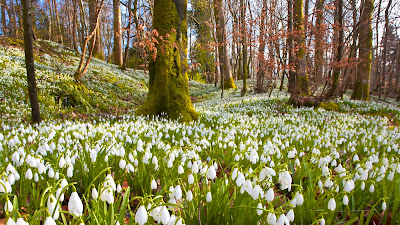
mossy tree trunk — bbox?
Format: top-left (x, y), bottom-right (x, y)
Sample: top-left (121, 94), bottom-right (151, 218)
top-left (214, 0), bottom-right (235, 90)
top-left (113, 0), bottom-right (123, 66)
top-left (22, 0), bottom-right (41, 124)
top-left (351, 0), bottom-right (373, 101)
top-left (136, 0), bottom-right (198, 122)
top-left (89, 0), bottom-right (104, 60)
top-left (289, 0), bottom-right (310, 97)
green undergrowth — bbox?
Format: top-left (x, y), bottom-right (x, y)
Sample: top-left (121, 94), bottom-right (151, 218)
top-left (0, 38), bottom-right (149, 123)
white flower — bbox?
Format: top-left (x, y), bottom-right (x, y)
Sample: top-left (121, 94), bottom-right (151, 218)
top-left (59, 157), bottom-right (66, 168)
top-left (236, 172), bottom-right (245, 187)
top-left (178, 165), bottom-right (184, 174)
top-left (188, 174), bottom-right (194, 184)
top-left (43, 217), bottom-right (56, 225)
top-left (206, 192), bottom-right (212, 202)
top-left (265, 188), bottom-right (274, 202)
top-left (135, 205), bottom-right (148, 225)
top-left (119, 159), bottom-right (126, 169)
top-left (25, 169), bottom-right (33, 180)
top-left (343, 180), bottom-right (355, 192)
top-left (68, 192), bottom-right (83, 217)
top-left (67, 166), bottom-right (73, 177)
top-left (277, 214), bottom-right (290, 225)
top-left (47, 194), bottom-right (60, 220)
top-left (174, 185), bottom-right (182, 200)
top-left (56, 188), bottom-right (64, 202)
top-left (382, 201), bottom-right (387, 211)
top-left (361, 182), bottom-right (365, 190)
top-left (320, 218), bottom-right (326, 225)
top-left (15, 218), bottom-right (28, 225)
top-left (343, 195), bottom-right (349, 206)
top-left (151, 179), bottom-right (157, 190)
top-left (287, 209), bottom-right (294, 222)
top-left (278, 171), bottom-right (292, 191)
top-left (6, 218), bottom-right (15, 225)
top-left (232, 168), bottom-right (238, 180)
top-left (117, 184), bottom-right (122, 193)
top-left (328, 198), bottom-right (336, 211)
top-left (256, 202), bottom-right (263, 215)
top-left (296, 193), bottom-right (304, 205)
top-left (267, 213), bottom-right (277, 225)
top-left (5, 199), bottom-right (13, 213)
top-left (92, 188), bottom-right (99, 199)
top-left (161, 206), bottom-right (170, 225)
top-left (207, 165), bottom-right (216, 180)
top-left (186, 190), bottom-right (193, 201)
top-left (369, 184), bottom-right (375, 193)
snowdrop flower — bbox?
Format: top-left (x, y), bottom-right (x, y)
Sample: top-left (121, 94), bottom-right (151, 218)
top-left (5, 199), bottom-right (13, 213)
top-left (119, 159), bottom-right (126, 169)
top-left (34, 173), bottom-right (39, 182)
top-left (47, 194), bottom-right (60, 220)
top-left (267, 213), bottom-right (277, 225)
top-left (343, 180), bottom-right (355, 192)
top-left (67, 166), bottom-right (73, 178)
top-left (59, 157), bottom-right (66, 168)
top-left (369, 184), bottom-right (375, 193)
top-left (135, 205), bottom-right (148, 225)
top-left (343, 195), bottom-right (349, 205)
top-left (56, 188), bottom-right (64, 202)
top-left (43, 217), bottom-right (56, 225)
top-left (207, 165), bottom-right (216, 180)
top-left (161, 206), bottom-right (170, 225)
top-left (265, 188), bottom-right (274, 202)
top-left (256, 203), bottom-right (263, 215)
top-left (361, 182), bottom-right (365, 190)
top-left (232, 168), bottom-right (238, 180)
top-left (320, 218), bottom-right (326, 225)
top-left (192, 161), bottom-right (199, 174)
top-left (186, 190), bottom-right (193, 201)
top-left (92, 187), bottom-right (98, 199)
top-left (236, 172), bottom-right (245, 187)
top-left (178, 165), bottom-right (184, 174)
top-left (151, 179), bottom-right (157, 190)
top-left (328, 198), bottom-right (336, 211)
top-left (15, 218), bottom-right (29, 225)
top-left (287, 209), bottom-right (294, 222)
top-left (68, 192), bottom-right (83, 217)
top-left (277, 214), bottom-right (290, 225)
top-left (296, 192), bottom-right (304, 205)
top-left (25, 169), bottom-right (33, 180)
top-left (6, 218), bottom-right (15, 225)
top-left (382, 201), bottom-right (387, 211)
top-left (117, 184), bottom-right (122, 193)
top-left (188, 174), bottom-right (194, 184)
top-left (206, 192), bottom-right (212, 202)
top-left (278, 171), bottom-right (292, 191)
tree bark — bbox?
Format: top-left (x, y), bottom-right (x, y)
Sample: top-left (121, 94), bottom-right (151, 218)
top-left (241, 0), bottom-right (248, 95)
top-left (352, 0), bottom-right (373, 101)
top-left (314, 0), bottom-right (324, 86)
top-left (1, 0), bottom-right (7, 36)
top-left (214, 0), bottom-right (235, 89)
top-left (72, 0), bottom-right (78, 52)
top-left (89, 0), bottom-right (104, 60)
top-left (379, 0), bottom-right (392, 100)
top-left (122, 0), bottom-right (133, 69)
top-left (22, 0), bottom-right (41, 124)
top-left (326, 0), bottom-right (343, 98)
top-left (136, 0), bottom-right (198, 122)
top-left (113, 0), bottom-right (123, 66)
top-left (255, 0), bottom-right (267, 93)
top-left (290, 0), bottom-right (310, 96)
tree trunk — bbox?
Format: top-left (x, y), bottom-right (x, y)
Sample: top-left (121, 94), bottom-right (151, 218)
top-left (255, 0), bottom-right (267, 93)
top-left (241, 0), bottom-right (248, 95)
top-left (214, 0), bottom-right (235, 89)
top-left (22, 0), bottom-right (41, 124)
top-left (136, 0), bottom-right (198, 122)
top-left (8, 0), bottom-right (18, 38)
top-left (113, 0), bottom-right (123, 66)
top-left (352, 0), bottom-right (373, 101)
top-left (287, 0), bottom-right (295, 93)
top-left (89, 0), bottom-right (104, 60)
top-left (379, 0), bottom-right (392, 100)
top-left (1, 0), bottom-right (7, 36)
top-left (290, 0), bottom-right (310, 96)
top-left (122, 0), bottom-right (133, 69)
top-left (314, 0), bottom-right (324, 86)
top-left (326, 0), bottom-right (343, 98)
top-left (71, 0), bottom-right (78, 51)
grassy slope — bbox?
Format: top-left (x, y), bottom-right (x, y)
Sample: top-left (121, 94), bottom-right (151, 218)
top-left (0, 38), bottom-right (151, 123)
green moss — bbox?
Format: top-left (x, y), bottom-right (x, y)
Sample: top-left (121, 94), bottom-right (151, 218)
top-left (319, 102), bottom-right (339, 111)
top-left (223, 77), bottom-right (236, 89)
top-left (136, 0), bottom-right (198, 122)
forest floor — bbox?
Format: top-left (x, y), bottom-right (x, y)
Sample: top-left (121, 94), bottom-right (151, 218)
top-left (1, 39), bottom-right (400, 224)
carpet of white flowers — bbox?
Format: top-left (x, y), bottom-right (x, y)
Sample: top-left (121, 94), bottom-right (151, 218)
top-left (1, 89), bottom-right (400, 225)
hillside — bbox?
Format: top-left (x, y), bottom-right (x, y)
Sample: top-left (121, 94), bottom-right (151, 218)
top-left (0, 38), bottom-right (151, 123)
